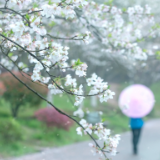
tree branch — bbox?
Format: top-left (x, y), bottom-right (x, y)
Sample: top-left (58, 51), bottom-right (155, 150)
top-left (0, 63), bottom-right (108, 158)
top-left (0, 34), bottom-right (108, 97)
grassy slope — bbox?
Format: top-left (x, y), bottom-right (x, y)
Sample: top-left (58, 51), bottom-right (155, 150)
top-left (0, 95), bottom-right (89, 157)
top-left (150, 82), bottom-right (160, 117)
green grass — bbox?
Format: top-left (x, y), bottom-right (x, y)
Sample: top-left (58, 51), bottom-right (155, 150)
top-left (0, 94), bottom-right (90, 158)
top-left (150, 82), bottom-right (160, 117)
top-left (0, 142), bottom-right (35, 157)
top-left (0, 116), bottom-right (89, 157)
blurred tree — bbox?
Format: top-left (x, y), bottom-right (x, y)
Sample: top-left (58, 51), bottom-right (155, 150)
top-left (0, 72), bottom-right (48, 118)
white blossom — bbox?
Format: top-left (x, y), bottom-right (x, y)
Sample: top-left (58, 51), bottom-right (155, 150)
top-left (73, 108), bottom-right (84, 118)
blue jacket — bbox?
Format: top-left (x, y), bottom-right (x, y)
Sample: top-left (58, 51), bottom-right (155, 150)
top-left (130, 118), bottom-right (144, 129)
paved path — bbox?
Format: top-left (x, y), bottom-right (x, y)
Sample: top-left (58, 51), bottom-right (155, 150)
top-left (112, 119), bottom-right (160, 160)
top-left (11, 119), bottom-right (160, 160)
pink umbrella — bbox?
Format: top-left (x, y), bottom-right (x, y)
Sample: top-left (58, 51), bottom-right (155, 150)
top-left (118, 84), bottom-right (155, 118)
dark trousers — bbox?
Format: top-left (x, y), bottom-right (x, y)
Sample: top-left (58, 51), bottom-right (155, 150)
top-left (131, 128), bottom-right (142, 154)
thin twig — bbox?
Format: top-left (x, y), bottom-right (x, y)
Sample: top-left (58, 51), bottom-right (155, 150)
top-left (0, 34), bottom-right (107, 97)
top-left (47, 34), bottom-right (83, 41)
top-left (0, 7), bottom-right (30, 26)
top-left (4, 0), bottom-right (9, 8)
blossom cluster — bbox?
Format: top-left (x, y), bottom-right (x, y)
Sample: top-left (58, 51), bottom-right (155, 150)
top-left (76, 119), bottom-right (120, 157)
top-left (87, 73), bottom-right (115, 103)
top-left (9, 0), bottom-right (32, 9)
top-left (81, 2), bottom-right (155, 62)
top-left (41, 0), bottom-right (88, 19)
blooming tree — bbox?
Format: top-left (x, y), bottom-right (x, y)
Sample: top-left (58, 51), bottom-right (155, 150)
top-left (0, 0), bottom-right (158, 159)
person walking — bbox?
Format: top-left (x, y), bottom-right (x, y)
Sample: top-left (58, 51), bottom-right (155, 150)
top-left (130, 118), bottom-right (144, 155)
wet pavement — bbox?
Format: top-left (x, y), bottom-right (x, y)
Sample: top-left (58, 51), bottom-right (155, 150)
top-left (10, 119), bottom-right (160, 160)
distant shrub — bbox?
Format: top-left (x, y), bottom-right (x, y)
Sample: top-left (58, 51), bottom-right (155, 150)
top-left (34, 107), bottom-right (74, 130)
top-left (0, 71), bottom-right (48, 117)
top-left (0, 118), bottom-right (23, 143)
top-left (0, 81), bottom-right (6, 95)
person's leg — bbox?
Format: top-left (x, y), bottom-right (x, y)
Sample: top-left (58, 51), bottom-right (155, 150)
top-left (135, 128), bottom-right (142, 153)
top-left (136, 128), bottom-right (142, 144)
top-left (134, 128), bottom-right (142, 154)
top-left (134, 129), bottom-right (139, 154)
top-left (131, 129), bottom-right (137, 154)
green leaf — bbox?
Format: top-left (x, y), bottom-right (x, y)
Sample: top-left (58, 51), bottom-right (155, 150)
top-left (104, 0), bottom-right (113, 5)
top-left (101, 118), bottom-right (106, 123)
top-left (49, 21), bottom-right (56, 27)
top-left (33, 2), bottom-right (39, 8)
top-left (79, 5), bottom-right (83, 9)
top-left (8, 53), bottom-right (13, 57)
top-left (61, 12), bottom-right (65, 17)
top-left (103, 141), bottom-right (107, 147)
top-left (156, 51), bottom-right (160, 59)
top-left (143, 49), bottom-right (147, 52)
top-left (136, 38), bottom-right (144, 42)
top-left (74, 59), bottom-right (83, 67)
top-left (31, 17), bottom-right (37, 23)
top-left (156, 51), bottom-right (160, 55)
top-left (25, 14), bottom-right (30, 21)
top-left (152, 23), bottom-right (160, 30)
top-left (108, 33), bottom-right (112, 38)
top-left (122, 8), bottom-right (127, 12)
top-left (49, 42), bottom-right (52, 47)
top-left (23, 64), bottom-right (27, 68)
top-left (2, 32), bottom-right (7, 37)
top-left (9, 30), bottom-right (14, 35)
top-left (48, 0), bottom-right (53, 5)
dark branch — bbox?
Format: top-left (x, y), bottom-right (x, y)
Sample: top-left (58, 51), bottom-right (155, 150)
top-left (0, 7), bottom-right (30, 26)
top-left (0, 63), bottom-right (108, 158)
top-left (0, 34), bottom-right (107, 97)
